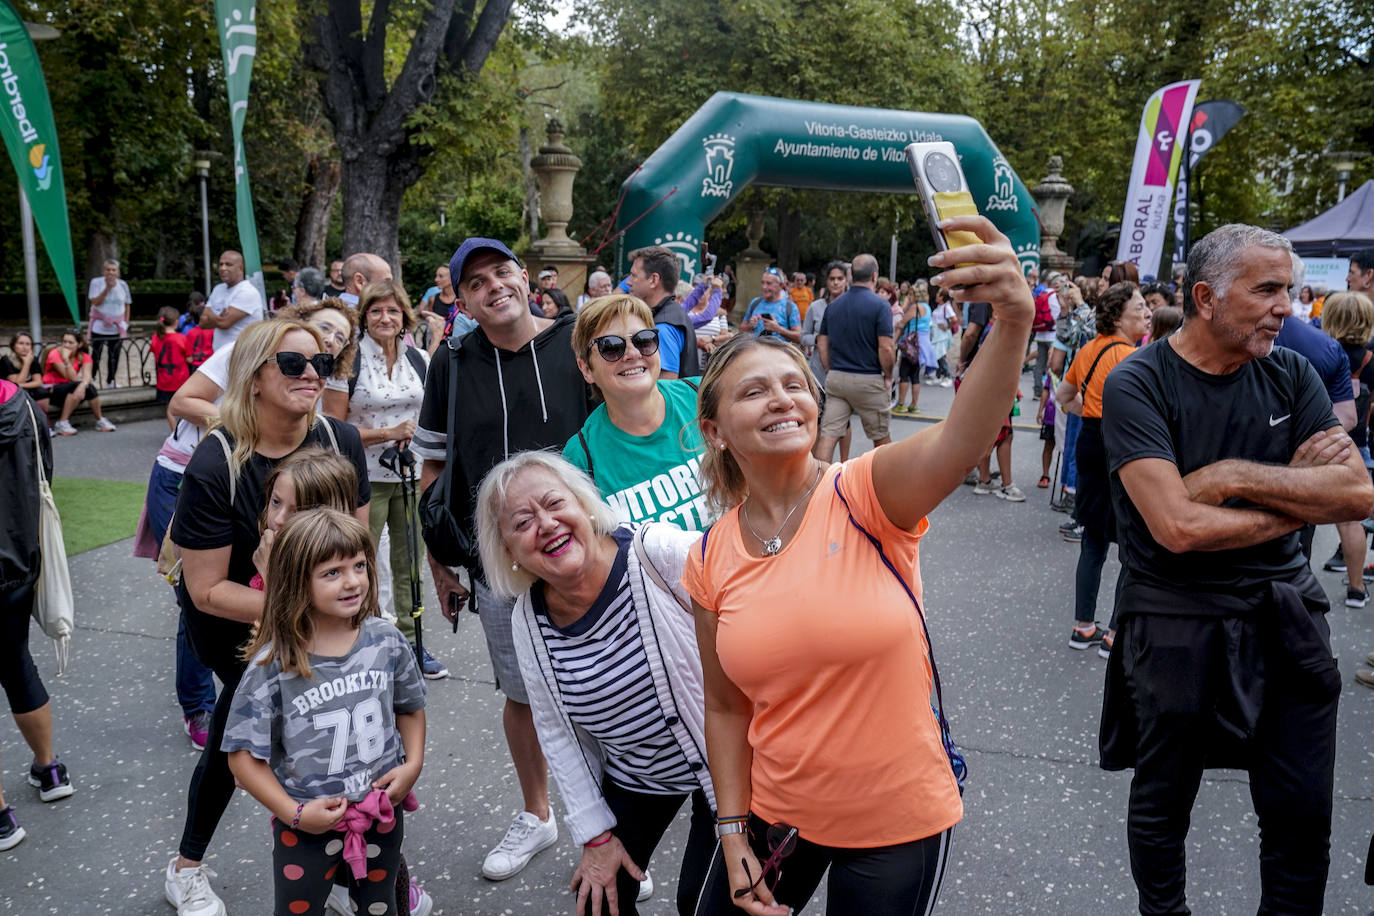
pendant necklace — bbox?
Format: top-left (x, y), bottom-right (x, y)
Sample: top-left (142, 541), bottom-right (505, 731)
top-left (742, 461), bottom-right (824, 557)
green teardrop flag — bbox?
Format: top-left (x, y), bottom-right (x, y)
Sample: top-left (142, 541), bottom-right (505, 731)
top-left (0, 1), bottom-right (79, 324)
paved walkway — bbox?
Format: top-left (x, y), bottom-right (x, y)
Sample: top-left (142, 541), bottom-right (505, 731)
top-left (4, 393), bottom-right (1373, 914)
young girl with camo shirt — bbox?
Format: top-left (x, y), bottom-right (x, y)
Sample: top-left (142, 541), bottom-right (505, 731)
top-left (223, 508), bottom-right (426, 916)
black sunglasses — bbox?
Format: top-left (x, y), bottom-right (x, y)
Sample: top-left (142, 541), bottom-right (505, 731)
top-left (734, 823), bottom-right (798, 900)
top-left (269, 351), bottom-right (335, 378)
top-left (590, 329), bottom-right (659, 362)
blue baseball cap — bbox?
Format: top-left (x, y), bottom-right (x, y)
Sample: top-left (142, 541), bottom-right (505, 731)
top-left (448, 238), bottom-right (521, 288)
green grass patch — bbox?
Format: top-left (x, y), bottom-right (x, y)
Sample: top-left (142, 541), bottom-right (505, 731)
top-left (51, 477), bottom-right (147, 556)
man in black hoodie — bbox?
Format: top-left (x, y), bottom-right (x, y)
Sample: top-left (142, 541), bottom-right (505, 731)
top-left (413, 238), bottom-right (593, 882)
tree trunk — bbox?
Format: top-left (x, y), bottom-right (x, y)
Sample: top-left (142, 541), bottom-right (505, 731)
top-left (85, 231), bottom-right (118, 288)
top-left (294, 154), bottom-right (341, 269)
top-left (520, 125), bottom-right (539, 241)
top-left (338, 148), bottom-right (412, 284)
top-left (776, 196), bottom-right (801, 274)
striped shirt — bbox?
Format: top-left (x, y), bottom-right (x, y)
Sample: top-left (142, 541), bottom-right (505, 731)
top-left (532, 530), bottom-right (698, 795)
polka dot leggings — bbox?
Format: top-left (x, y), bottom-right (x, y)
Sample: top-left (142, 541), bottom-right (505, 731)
top-left (271, 808), bottom-right (405, 915)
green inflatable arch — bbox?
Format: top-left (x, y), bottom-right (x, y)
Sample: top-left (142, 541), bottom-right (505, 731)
top-left (613, 92), bottom-right (1041, 279)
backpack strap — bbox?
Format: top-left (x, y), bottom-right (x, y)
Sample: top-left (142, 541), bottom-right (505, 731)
top-left (1079, 340), bottom-right (1130, 397)
top-left (830, 472), bottom-right (967, 791)
top-left (577, 430), bottom-right (596, 484)
top-left (683, 377), bottom-right (699, 392)
top-left (208, 428), bottom-right (236, 505)
top-left (348, 350), bottom-right (362, 399)
top-left (404, 345), bottom-right (428, 382)
top-left (312, 414), bottom-right (343, 458)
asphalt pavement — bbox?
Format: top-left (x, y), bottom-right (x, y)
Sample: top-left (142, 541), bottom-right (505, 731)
top-left (4, 388), bottom-right (1373, 915)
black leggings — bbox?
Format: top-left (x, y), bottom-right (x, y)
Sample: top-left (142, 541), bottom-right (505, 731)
top-left (178, 601), bottom-right (253, 862)
top-left (90, 334), bottom-right (121, 383)
top-left (272, 808), bottom-right (405, 916)
top-left (694, 814), bottom-right (954, 916)
top-left (588, 778), bottom-right (716, 916)
top-left (0, 582), bottom-right (49, 715)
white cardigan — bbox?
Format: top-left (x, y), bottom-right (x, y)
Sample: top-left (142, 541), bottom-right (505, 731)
top-left (511, 523), bottom-right (717, 845)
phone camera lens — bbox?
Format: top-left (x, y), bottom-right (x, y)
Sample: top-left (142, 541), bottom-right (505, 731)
top-left (923, 152), bottom-right (961, 193)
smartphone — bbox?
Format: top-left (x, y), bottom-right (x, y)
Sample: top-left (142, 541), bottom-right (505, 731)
top-left (905, 141), bottom-right (982, 260)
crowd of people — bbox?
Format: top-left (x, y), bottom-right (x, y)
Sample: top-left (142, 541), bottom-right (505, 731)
top-left (1, 225), bottom-right (1372, 916)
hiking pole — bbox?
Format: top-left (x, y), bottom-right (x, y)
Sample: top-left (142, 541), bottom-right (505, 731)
top-left (380, 446), bottom-right (425, 671)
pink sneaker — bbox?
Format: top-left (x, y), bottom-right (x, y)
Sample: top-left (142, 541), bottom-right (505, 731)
top-left (183, 711), bottom-right (211, 751)
top-left (409, 877), bottom-right (433, 916)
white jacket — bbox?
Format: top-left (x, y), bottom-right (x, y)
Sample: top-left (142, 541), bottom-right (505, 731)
top-left (511, 523), bottom-right (716, 844)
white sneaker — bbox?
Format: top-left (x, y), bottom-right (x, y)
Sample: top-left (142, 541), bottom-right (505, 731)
top-left (164, 857), bottom-right (226, 916)
top-left (53, 420), bottom-right (77, 436)
top-left (95, 417), bottom-right (117, 432)
top-left (940, 377), bottom-right (953, 387)
top-left (410, 879), bottom-right (434, 916)
top-left (481, 810), bottom-right (558, 880)
top-left (638, 870), bottom-right (654, 902)
top-left (324, 883), bottom-right (354, 914)
top-left (972, 480), bottom-right (996, 495)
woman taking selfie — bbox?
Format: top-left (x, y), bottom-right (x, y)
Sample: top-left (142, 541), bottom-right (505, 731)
top-left (686, 216), bottom-right (1032, 915)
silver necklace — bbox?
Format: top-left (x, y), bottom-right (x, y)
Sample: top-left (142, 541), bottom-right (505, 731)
top-left (742, 462), bottom-right (824, 557)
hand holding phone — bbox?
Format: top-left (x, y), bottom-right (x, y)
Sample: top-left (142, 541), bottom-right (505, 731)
top-left (905, 142), bottom-right (983, 263)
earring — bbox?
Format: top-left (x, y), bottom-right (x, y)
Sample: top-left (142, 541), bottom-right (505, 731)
top-left (511, 561), bottom-right (519, 571)
top-left (718, 442), bottom-right (727, 450)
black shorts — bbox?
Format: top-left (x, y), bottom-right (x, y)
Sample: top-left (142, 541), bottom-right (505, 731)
top-left (155, 389), bottom-right (174, 404)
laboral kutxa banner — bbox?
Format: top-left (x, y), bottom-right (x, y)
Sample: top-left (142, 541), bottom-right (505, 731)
top-left (215, 0), bottom-right (266, 301)
top-left (1115, 79), bottom-right (1201, 278)
top-left (0, 1), bottom-right (79, 323)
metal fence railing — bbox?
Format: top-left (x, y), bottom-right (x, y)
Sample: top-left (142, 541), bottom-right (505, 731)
top-left (0, 336), bottom-right (157, 391)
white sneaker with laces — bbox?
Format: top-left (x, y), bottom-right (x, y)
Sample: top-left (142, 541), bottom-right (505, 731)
top-left (164, 857), bottom-right (226, 916)
top-left (481, 810), bottom-right (558, 880)
top-left (95, 417), bottom-right (117, 432)
top-left (53, 420), bottom-right (77, 436)
top-left (996, 484), bottom-right (1027, 502)
top-left (324, 883), bottom-right (354, 914)
top-left (638, 870), bottom-right (654, 902)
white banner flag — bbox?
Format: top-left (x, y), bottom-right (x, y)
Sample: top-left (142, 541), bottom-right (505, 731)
top-left (1116, 79), bottom-right (1201, 278)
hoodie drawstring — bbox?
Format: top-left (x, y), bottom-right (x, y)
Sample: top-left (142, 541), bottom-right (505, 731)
top-left (530, 344), bottom-right (549, 423)
top-left (494, 349), bottom-right (510, 459)
top-left (493, 337), bottom-right (552, 461)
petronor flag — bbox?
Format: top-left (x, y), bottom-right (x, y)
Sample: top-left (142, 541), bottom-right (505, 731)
top-left (1116, 79), bottom-right (1201, 278)
top-left (0, 1), bottom-right (79, 323)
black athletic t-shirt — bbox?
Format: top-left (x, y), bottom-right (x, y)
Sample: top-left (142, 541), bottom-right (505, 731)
top-left (170, 417), bottom-right (370, 607)
top-left (1102, 339), bottom-right (1336, 615)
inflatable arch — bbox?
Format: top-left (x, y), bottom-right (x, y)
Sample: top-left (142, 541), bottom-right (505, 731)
top-left (613, 92), bottom-right (1041, 279)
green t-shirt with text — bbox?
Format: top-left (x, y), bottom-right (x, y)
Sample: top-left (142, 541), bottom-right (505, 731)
top-left (563, 379), bottom-right (709, 530)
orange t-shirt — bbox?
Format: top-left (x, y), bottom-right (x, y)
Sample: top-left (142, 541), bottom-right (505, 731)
top-left (790, 286), bottom-right (814, 320)
top-left (1063, 333), bottom-right (1135, 419)
top-left (681, 451), bottom-right (962, 848)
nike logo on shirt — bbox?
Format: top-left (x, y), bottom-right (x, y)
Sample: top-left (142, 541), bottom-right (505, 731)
top-left (1269, 414), bottom-right (1290, 427)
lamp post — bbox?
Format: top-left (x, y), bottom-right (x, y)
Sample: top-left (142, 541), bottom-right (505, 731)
top-left (20, 20), bottom-right (60, 343)
top-left (1324, 150), bottom-right (1368, 203)
top-left (194, 152), bottom-right (213, 294)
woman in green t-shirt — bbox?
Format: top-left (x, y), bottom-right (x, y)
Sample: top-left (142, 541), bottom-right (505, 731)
top-left (564, 295), bottom-right (710, 531)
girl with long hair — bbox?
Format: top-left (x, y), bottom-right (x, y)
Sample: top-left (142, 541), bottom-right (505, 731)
top-left (225, 508), bottom-right (426, 916)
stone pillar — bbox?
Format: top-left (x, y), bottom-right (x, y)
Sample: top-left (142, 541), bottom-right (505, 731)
top-left (732, 207), bottom-right (772, 321)
top-left (527, 118), bottom-right (593, 298)
top-left (1031, 155), bottom-right (1076, 274)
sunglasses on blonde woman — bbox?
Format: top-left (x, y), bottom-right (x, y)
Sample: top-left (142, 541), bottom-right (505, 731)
top-left (590, 329), bottom-right (659, 362)
top-left (268, 351), bottom-right (335, 378)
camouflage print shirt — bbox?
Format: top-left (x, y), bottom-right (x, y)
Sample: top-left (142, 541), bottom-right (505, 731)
top-left (221, 617), bottom-right (427, 803)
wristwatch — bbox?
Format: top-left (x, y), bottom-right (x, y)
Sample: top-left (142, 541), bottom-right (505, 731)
top-left (715, 820), bottom-right (746, 839)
